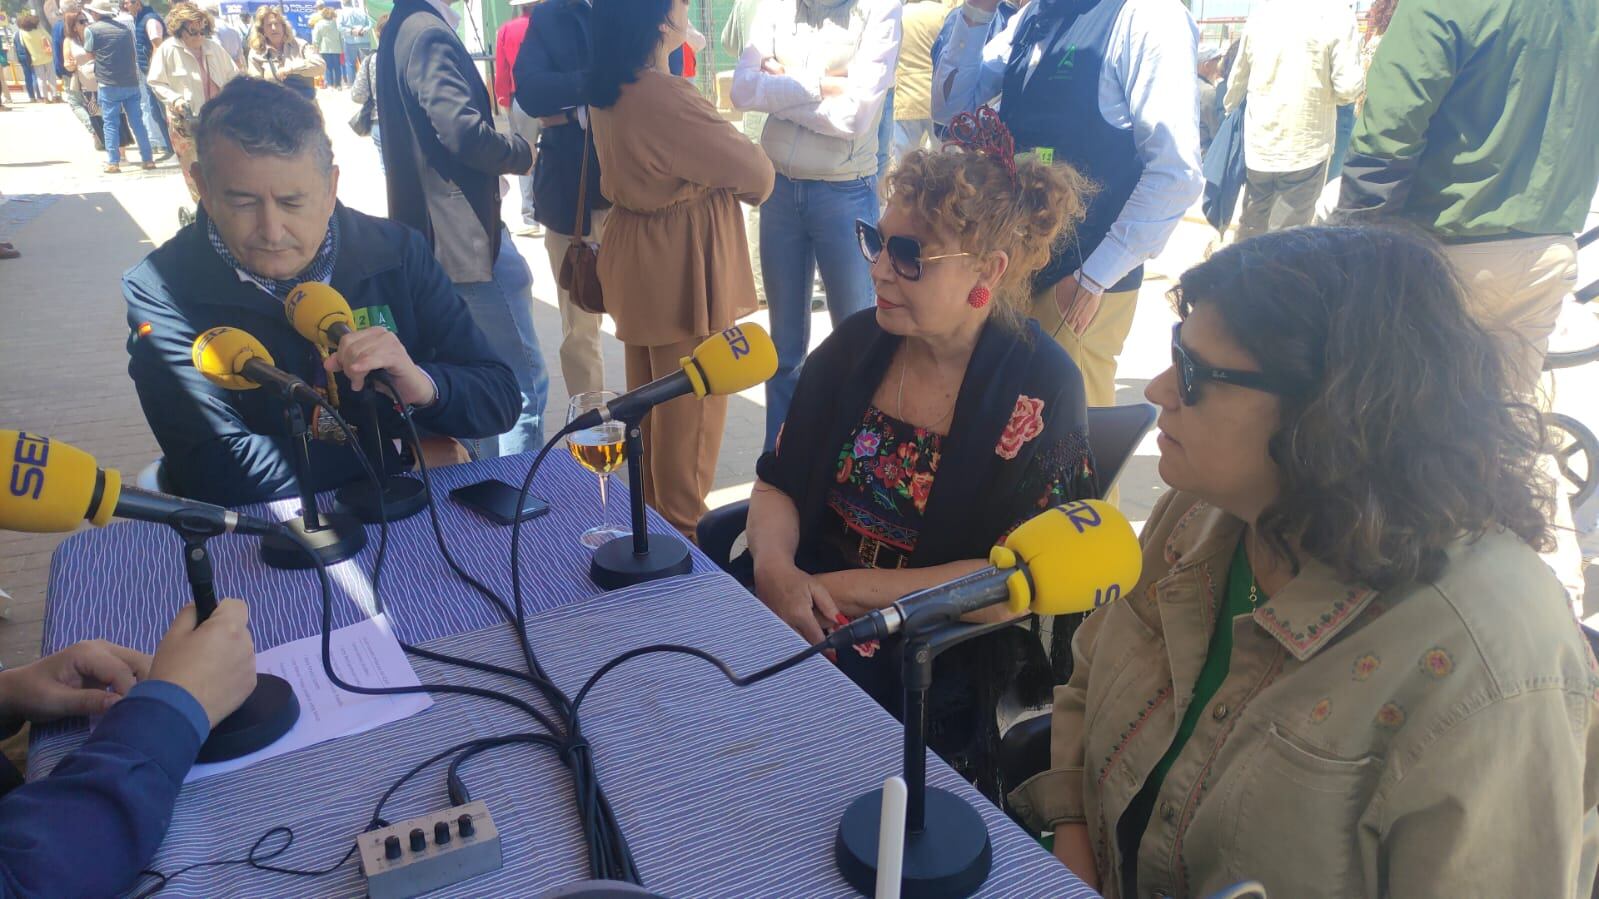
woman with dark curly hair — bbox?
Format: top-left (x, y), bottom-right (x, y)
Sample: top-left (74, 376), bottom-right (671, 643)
top-left (1010, 225), bottom-right (1599, 897)
top-left (750, 109), bottom-right (1098, 796)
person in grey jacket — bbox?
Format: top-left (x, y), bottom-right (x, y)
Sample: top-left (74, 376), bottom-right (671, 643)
top-left (376, 0), bottom-right (548, 456)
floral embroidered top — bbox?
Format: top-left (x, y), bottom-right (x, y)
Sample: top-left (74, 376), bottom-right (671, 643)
top-left (821, 405), bottom-right (1093, 571)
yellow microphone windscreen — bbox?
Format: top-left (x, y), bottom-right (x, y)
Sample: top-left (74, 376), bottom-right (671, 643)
top-left (192, 326), bottom-right (274, 391)
top-left (0, 430), bottom-right (120, 533)
top-left (285, 282), bottom-right (355, 349)
top-left (990, 499), bottom-right (1142, 616)
top-left (683, 323), bottom-right (778, 397)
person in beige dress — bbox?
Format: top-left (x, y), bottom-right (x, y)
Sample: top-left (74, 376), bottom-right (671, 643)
top-left (589, 0), bottom-right (775, 539)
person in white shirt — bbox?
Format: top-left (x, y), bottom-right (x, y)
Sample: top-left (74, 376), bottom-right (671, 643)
top-left (731, 0), bottom-right (903, 450)
top-left (1223, 0), bottom-right (1363, 238)
top-left (932, 0), bottom-right (1203, 432)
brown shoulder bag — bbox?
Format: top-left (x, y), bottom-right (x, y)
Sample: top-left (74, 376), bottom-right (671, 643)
top-left (557, 125), bottom-right (606, 315)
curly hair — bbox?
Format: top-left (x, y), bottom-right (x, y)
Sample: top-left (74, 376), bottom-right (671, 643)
top-left (167, 2), bottom-right (215, 38)
top-left (1366, 0), bottom-right (1399, 39)
top-left (884, 146), bottom-right (1093, 317)
top-left (1172, 225), bottom-right (1552, 591)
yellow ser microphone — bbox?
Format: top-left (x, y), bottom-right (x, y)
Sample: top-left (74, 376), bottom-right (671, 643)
top-left (565, 322), bottom-right (778, 431)
top-left (284, 282), bottom-right (357, 351)
top-left (989, 499), bottom-right (1142, 615)
top-left (826, 499), bottom-right (1142, 647)
top-left (191, 326), bottom-right (324, 404)
top-left (0, 430), bottom-right (283, 538)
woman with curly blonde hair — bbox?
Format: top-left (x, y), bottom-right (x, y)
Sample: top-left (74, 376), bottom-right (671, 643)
top-left (148, 2), bottom-right (237, 207)
top-left (748, 108), bottom-right (1097, 797)
top-left (244, 5), bottom-right (323, 100)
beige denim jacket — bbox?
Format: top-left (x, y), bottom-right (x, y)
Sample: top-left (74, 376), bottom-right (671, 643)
top-left (1011, 491), bottom-right (1599, 898)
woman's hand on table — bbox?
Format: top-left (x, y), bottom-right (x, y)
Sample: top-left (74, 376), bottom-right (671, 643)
top-left (754, 560), bottom-right (842, 644)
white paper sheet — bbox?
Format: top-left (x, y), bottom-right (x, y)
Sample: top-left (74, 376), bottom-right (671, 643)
top-left (186, 614), bottom-right (432, 782)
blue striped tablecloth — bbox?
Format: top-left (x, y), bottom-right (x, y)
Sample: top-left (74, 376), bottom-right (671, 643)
top-left (37, 453), bottom-right (722, 659)
top-left (30, 453), bottom-right (1098, 896)
top-left (32, 572), bottom-right (1095, 897)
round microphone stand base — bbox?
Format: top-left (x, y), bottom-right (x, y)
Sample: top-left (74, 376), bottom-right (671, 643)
top-left (835, 786), bottom-right (992, 899)
top-left (334, 475), bottom-right (428, 523)
top-left (589, 533), bottom-right (692, 591)
top-left (260, 512), bottom-right (368, 570)
top-left (195, 673), bottom-right (301, 763)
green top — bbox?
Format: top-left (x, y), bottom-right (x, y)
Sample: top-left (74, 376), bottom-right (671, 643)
top-left (1346, 0), bottom-right (1599, 239)
top-left (1121, 539), bottom-right (1255, 874)
top-left (313, 18), bottom-right (343, 54)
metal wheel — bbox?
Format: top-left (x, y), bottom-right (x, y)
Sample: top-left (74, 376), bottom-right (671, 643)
top-left (1547, 412), bottom-right (1599, 508)
top-left (1544, 282), bottom-right (1599, 370)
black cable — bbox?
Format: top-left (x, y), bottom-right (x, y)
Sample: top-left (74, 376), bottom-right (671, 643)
top-left (129, 827), bottom-right (360, 899)
top-left (572, 642), bottom-right (828, 718)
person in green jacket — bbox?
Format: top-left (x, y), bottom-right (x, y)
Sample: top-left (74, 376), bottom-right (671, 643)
top-left (1338, 0), bottom-right (1599, 399)
top-left (312, 6), bottom-right (343, 88)
top-left (1338, 0), bottom-right (1599, 616)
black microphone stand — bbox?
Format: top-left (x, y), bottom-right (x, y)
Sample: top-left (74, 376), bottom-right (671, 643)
top-left (588, 411), bottom-right (692, 590)
top-left (332, 386), bottom-right (428, 523)
top-left (835, 618), bottom-right (1012, 898)
top-left (259, 399), bottom-right (368, 569)
top-left (174, 526), bottom-right (300, 762)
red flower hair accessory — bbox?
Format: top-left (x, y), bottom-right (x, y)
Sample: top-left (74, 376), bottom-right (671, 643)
top-left (946, 105), bottom-right (1018, 184)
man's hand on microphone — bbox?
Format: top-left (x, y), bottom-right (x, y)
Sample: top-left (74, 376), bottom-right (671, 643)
top-left (0, 640), bottom-right (151, 723)
top-left (148, 600), bottom-right (258, 729)
top-left (754, 561), bottom-right (842, 644)
top-left (324, 327), bottom-right (438, 407)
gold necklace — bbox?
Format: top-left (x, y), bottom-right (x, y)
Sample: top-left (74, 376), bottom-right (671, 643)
top-left (896, 353), bottom-right (956, 431)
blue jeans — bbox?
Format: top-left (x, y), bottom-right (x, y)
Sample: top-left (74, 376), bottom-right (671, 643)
top-left (342, 43), bottom-right (371, 83)
top-left (98, 85), bottom-right (152, 165)
top-left (875, 88), bottom-right (895, 182)
top-left (321, 52), bottom-right (343, 88)
top-left (370, 122), bottom-right (384, 173)
top-left (455, 231), bottom-right (549, 457)
top-left (137, 77), bottom-right (170, 152)
top-left (1327, 103), bottom-right (1356, 183)
top-left (759, 173), bottom-right (879, 449)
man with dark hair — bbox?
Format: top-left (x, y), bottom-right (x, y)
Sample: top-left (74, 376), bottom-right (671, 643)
top-left (376, 0), bottom-right (549, 457)
top-left (124, 78), bottom-right (520, 505)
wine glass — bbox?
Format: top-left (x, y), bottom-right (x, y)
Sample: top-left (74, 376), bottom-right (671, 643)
top-left (566, 391), bottom-right (631, 549)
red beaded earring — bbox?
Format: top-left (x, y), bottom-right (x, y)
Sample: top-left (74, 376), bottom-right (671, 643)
top-left (967, 285), bottom-right (992, 309)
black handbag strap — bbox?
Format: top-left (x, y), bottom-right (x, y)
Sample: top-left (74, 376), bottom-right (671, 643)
top-left (573, 122), bottom-right (591, 240)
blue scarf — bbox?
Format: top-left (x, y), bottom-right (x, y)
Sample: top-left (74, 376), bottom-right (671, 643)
top-left (206, 212), bottom-right (340, 301)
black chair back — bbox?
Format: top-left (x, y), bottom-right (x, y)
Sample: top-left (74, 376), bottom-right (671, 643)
top-left (1085, 403), bottom-right (1157, 495)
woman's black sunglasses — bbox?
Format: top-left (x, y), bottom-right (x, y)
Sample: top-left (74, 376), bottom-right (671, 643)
top-left (1171, 323), bottom-right (1287, 405)
top-left (855, 219), bottom-right (972, 282)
